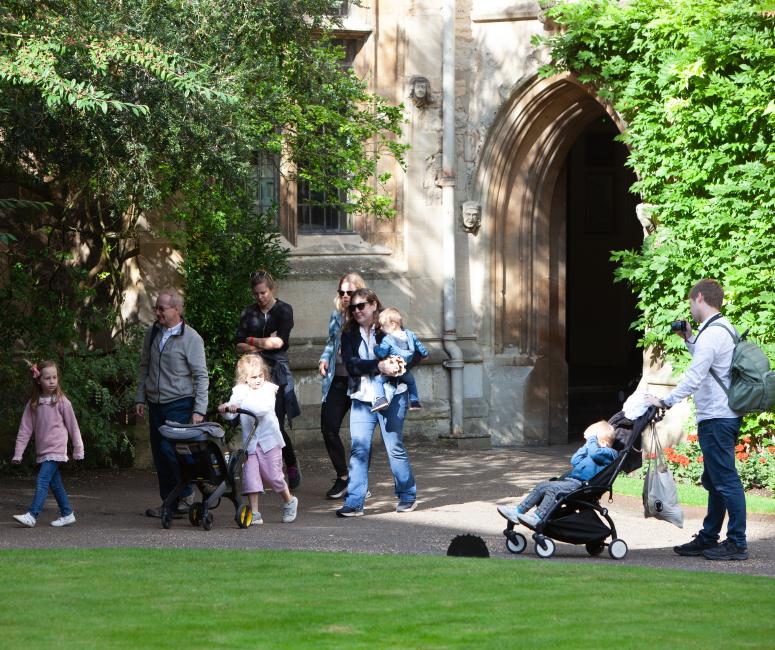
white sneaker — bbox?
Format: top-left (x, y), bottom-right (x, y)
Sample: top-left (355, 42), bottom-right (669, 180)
top-left (251, 512), bottom-right (263, 526)
top-left (13, 512), bottom-right (36, 527)
top-left (282, 496), bottom-right (298, 523)
top-left (51, 513), bottom-right (76, 527)
top-left (516, 511), bottom-right (542, 528)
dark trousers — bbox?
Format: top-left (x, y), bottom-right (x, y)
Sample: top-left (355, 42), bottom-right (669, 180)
top-left (148, 397), bottom-right (194, 502)
top-left (275, 388), bottom-right (298, 468)
top-left (320, 376), bottom-right (351, 477)
top-left (697, 417), bottom-right (746, 547)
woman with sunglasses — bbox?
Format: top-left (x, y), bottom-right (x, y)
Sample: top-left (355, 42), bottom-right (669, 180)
top-left (235, 270), bottom-right (302, 489)
top-left (318, 273), bottom-right (366, 499)
top-left (336, 288), bottom-right (418, 517)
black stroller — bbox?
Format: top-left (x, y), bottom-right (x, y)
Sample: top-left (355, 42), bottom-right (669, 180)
top-left (158, 409), bottom-right (261, 530)
top-left (502, 406), bottom-right (660, 560)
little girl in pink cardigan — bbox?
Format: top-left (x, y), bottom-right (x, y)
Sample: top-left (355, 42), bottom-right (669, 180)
top-left (12, 360), bottom-right (84, 528)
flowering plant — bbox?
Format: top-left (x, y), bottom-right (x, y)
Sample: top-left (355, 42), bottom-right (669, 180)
top-left (660, 428), bottom-right (775, 496)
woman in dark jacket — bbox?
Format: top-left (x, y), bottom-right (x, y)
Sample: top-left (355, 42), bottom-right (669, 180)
top-left (335, 288), bottom-right (420, 517)
top-left (235, 270), bottom-right (302, 489)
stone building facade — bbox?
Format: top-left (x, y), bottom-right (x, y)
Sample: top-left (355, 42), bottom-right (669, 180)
top-left (132, 0), bottom-right (672, 448)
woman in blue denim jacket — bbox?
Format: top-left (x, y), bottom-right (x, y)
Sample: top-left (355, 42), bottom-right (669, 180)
top-left (318, 273), bottom-right (365, 499)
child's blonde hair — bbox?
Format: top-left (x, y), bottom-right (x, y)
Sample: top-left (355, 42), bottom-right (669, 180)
top-left (235, 354), bottom-right (269, 385)
top-left (28, 359), bottom-right (64, 411)
top-left (378, 307), bottom-right (403, 329)
top-left (584, 420), bottom-right (615, 446)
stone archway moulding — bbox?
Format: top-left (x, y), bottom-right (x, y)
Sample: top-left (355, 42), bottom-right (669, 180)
top-left (473, 73), bottom-right (626, 356)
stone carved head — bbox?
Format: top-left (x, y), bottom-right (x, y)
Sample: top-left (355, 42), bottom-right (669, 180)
top-left (462, 201), bottom-right (481, 234)
top-left (409, 76), bottom-right (431, 107)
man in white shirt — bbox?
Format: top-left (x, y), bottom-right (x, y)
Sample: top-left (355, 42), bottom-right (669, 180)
top-left (647, 279), bottom-right (747, 561)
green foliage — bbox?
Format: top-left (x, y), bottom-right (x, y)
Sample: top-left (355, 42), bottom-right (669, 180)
top-left (539, 1), bottom-right (775, 409)
top-left (0, 260), bottom-right (140, 468)
top-left (171, 185), bottom-right (289, 410)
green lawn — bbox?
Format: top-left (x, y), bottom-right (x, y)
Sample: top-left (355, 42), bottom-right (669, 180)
top-left (1, 549), bottom-right (773, 649)
top-left (614, 475), bottom-right (775, 514)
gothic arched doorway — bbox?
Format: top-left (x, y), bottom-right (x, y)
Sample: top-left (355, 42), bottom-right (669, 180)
top-left (563, 115), bottom-right (642, 438)
top-left (474, 74), bottom-right (643, 445)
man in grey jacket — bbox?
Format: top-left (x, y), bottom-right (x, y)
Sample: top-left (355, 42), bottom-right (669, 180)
top-left (135, 289), bottom-right (209, 518)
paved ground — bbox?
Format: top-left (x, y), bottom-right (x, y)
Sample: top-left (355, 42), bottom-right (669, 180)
top-left (2, 441), bottom-right (773, 577)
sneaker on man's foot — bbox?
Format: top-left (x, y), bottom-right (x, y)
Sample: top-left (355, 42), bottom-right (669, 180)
top-left (516, 511), bottom-right (542, 528)
top-left (13, 512), bottom-right (36, 528)
top-left (673, 534), bottom-right (718, 557)
top-left (282, 496), bottom-right (299, 523)
top-left (702, 539), bottom-right (749, 561)
top-left (51, 513), bottom-right (76, 527)
top-left (497, 504), bottom-right (524, 524)
top-left (371, 397), bottom-right (389, 413)
top-left (409, 400), bottom-right (423, 410)
top-left (336, 505), bottom-right (364, 518)
top-left (145, 505), bottom-right (163, 518)
top-left (287, 465), bottom-right (302, 490)
top-left (326, 477), bottom-right (348, 500)
top-left (396, 500), bottom-right (417, 513)
top-left (251, 511), bottom-right (263, 525)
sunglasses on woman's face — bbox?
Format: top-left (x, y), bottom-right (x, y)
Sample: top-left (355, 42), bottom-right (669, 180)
top-left (348, 301), bottom-right (372, 313)
top-left (338, 290), bottom-right (356, 297)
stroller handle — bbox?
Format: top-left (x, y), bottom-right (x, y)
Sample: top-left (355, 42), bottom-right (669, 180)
top-left (220, 408), bottom-right (261, 452)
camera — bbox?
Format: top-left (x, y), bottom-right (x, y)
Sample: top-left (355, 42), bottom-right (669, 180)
top-left (670, 320), bottom-right (688, 333)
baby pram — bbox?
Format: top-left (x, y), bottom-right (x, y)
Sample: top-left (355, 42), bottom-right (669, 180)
top-left (502, 405), bottom-right (660, 560)
top-left (158, 409), bottom-right (261, 530)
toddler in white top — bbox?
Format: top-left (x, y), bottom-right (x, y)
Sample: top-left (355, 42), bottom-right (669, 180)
top-left (218, 355), bottom-right (298, 524)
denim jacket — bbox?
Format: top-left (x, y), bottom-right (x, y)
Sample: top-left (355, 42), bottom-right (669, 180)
top-left (319, 310), bottom-right (345, 403)
top-left (374, 328), bottom-right (429, 368)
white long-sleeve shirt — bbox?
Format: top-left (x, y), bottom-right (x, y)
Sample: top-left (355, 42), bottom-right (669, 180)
top-left (663, 315), bottom-right (740, 421)
top-left (221, 382), bottom-right (284, 453)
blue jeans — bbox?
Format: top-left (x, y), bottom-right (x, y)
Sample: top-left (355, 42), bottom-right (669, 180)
top-left (29, 460), bottom-right (72, 518)
top-left (344, 394), bottom-right (416, 509)
top-left (148, 397), bottom-right (194, 502)
top-left (697, 417), bottom-right (746, 548)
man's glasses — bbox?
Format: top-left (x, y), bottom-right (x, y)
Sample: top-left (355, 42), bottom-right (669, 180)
top-left (154, 305), bottom-right (172, 312)
top-left (338, 290), bottom-right (356, 297)
top-left (348, 301), bottom-right (372, 313)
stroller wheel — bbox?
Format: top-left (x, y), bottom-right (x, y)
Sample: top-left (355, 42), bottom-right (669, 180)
top-left (189, 503), bottom-right (203, 527)
top-left (505, 531), bottom-right (527, 554)
top-left (202, 512), bottom-right (214, 531)
top-left (161, 510), bottom-right (172, 530)
top-left (585, 540), bottom-right (606, 557)
top-left (237, 505), bottom-right (253, 529)
top-left (608, 538), bottom-right (628, 560)
top-left (534, 536), bottom-right (556, 558)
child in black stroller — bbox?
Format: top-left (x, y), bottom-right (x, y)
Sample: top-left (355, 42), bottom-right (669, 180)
top-left (157, 409), bottom-right (263, 530)
top-left (497, 406), bottom-right (658, 559)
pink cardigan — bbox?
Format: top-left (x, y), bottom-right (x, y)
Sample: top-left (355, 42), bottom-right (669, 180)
top-left (13, 396), bottom-right (85, 464)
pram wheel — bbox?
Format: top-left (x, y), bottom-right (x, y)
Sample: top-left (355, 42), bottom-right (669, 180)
top-left (505, 531), bottom-right (527, 554)
top-left (202, 512), bottom-right (214, 531)
top-left (189, 503), bottom-right (203, 527)
top-left (585, 541), bottom-right (606, 556)
top-left (608, 538), bottom-right (628, 560)
top-left (534, 536), bottom-right (556, 558)
top-left (237, 505), bottom-right (253, 529)
top-left (161, 510), bottom-right (172, 530)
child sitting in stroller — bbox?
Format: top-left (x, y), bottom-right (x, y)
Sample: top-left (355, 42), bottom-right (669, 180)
top-left (498, 421), bottom-right (618, 528)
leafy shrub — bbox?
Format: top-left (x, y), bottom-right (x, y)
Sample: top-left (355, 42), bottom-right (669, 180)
top-left (540, 0), bottom-right (775, 437)
top-left (171, 183), bottom-right (290, 413)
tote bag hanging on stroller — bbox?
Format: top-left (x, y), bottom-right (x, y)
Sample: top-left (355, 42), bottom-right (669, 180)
top-left (642, 427), bottom-right (684, 528)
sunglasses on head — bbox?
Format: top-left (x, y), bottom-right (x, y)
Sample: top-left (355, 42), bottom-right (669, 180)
top-left (348, 301), bottom-right (372, 313)
top-left (338, 290), bottom-right (356, 297)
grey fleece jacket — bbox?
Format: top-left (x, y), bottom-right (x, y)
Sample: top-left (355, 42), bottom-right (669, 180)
top-left (134, 321), bottom-right (209, 416)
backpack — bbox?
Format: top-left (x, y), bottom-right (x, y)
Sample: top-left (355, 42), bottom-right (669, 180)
top-left (708, 323), bottom-right (775, 414)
